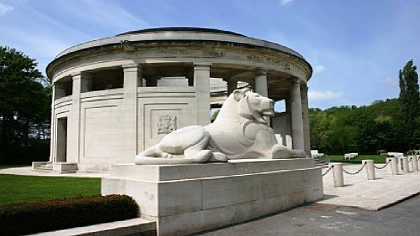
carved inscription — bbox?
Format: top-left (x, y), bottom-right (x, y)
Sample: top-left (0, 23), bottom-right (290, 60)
top-left (157, 115), bottom-right (177, 134)
top-left (247, 54), bottom-right (294, 71)
top-left (203, 50), bottom-right (224, 57)
top-left (247, 55), bottom-right (264, 63)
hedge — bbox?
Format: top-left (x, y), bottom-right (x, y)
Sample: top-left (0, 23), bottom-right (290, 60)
top-left (0, 194), bottom-right (139, 236)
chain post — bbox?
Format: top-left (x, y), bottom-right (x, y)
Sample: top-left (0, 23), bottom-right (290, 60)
top-left (332, 163), bottom-right (344, 187)
top-left (409, 156), bottom-right (418, 171)
top-left (408, 156), bottom-right (413, 172)
top-left (362, 160), bottom-right (375, 180)
top-left (387, 158), bottom-right (399, 175)
top-left (417, 156), bottom-right (420, 171)
top-left (400, 156), bottom-right (409, 174)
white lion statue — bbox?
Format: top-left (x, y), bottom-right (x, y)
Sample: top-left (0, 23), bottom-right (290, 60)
top-left (135, 90), bottom-right (306, 164)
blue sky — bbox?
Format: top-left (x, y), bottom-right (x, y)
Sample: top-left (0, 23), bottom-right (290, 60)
top-left (0, 0), bottom-right (419, 109)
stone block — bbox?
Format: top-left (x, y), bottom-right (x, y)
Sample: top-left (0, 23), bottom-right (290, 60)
top-left (102, 158), bottom-right (323, 235)
top-left (157, 180), bottom-right (202, 216)
top-left (52, 162), bottom-right (77, 173)
top-left (125, 180), bottom-right (159, 218)
top-left (32, 161), bottom-right (48, 169)
top-left (101, 178), bottom-right (126, 194)
top-left (202, 174), bottom-right (262, 209)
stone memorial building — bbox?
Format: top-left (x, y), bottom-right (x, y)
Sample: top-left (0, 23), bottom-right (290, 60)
top-left (43, 27), bottom-right (312, 172)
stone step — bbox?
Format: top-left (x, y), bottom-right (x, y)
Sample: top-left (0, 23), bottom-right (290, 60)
top-left (30, 218), bottom-right (156, 236)
top-left (33, 162), bottom-right (78, 174)
top-left (34, 164), bottom-right (53, 171)
top-left (40, 164), bottom-right (53, 169)
top-left (37, 166), bottom-right (53, 170)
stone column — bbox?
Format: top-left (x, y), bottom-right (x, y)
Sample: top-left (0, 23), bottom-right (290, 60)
top-left (301, 85), bottom-right (311, 156)
top-left (285, 98), bottom-right (293, 149)
top-left (54, 83), bottom-right (66, 99)
top-left (121, 64), bottom-right (141, 158)
top-left (49, 84), bottom-right (57, 162)
top-left (194, 63), bottom-right (211, 126)
top-left (255, 69), bottom-right (268, 97)
top-left (80, 73), bottom-right (92, 93)
top-left (227, 78), bottom-right (238, 95)
top-left (290, 78), bottom-right (305, 150)
top-left (66, 72), bottom-right (83, 163)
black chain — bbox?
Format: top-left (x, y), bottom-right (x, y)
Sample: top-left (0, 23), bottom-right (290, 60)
top-left (409, 156), bottom-right (420, 162)
top-left (322, 166), bottom-right (333, 176)
top-left (342, 163), bottom-right (366, 175)
top-left (374, 160), bottom-right (391, 170)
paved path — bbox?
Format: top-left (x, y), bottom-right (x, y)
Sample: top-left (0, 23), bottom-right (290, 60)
top-left (200, 194), bottom-right (420, 236)
top-left (0, 166), bottom-right (109, 178)
top-left (200, 163), bottom-right (420, 235)
top-left (320, 163), bottom-right (420, 210)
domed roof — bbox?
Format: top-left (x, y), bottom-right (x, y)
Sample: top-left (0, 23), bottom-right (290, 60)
top-left (118, 27), bottom-right (245, 37)
top-left (53, 27), bottom-right (305, 60)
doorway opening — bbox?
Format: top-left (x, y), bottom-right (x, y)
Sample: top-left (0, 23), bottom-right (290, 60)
top-left (56, 117), bottom-right (68, 162)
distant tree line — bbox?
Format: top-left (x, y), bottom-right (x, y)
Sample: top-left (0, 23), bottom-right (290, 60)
top-left (0, 46), bottom-right (51, 164)
top-left (310, 60), bottom-right (420, 155)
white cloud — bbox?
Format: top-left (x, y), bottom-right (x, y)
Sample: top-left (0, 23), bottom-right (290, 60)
top-left (309, 90), bottom-right (343, 101)
top-left (53, 0), bottom-right (151, 34)
top-left (0, 2), bottom-right (13, 14)
top-left (280, 0), bottom-right (295, 6)
top-left (313, 65), bottom-right (326, 74)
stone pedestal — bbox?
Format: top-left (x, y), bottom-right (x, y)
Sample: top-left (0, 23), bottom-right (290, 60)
top-left (102, 159), bottom-right (323, 235)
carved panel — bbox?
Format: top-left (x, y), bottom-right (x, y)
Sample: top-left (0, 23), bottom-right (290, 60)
top-left (140, 100), bottom-right (193, 150)
top-left (157, 115), bottom-right (177, 134)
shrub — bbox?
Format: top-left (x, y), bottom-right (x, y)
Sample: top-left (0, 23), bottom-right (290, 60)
top-left (0, 194), bottom-right (139, 236)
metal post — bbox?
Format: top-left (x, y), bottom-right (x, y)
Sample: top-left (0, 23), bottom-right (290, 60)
top-left (387, 157), bottom-right (399, 175)
top-left (362, 160), bottom-right (375, 180)
top-left (332, 163), bottom-right (344, 187)
top-left (401, 156), bottom-right (409, 174)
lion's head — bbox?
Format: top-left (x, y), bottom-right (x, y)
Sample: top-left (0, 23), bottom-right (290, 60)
top-left (234, 90), bottom-right (274, 124)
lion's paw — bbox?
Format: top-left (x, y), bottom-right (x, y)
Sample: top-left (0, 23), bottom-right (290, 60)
top-left (209, 152), bottom-right (228, 162)
top-left (290, 149), bottom-right (307, 158)
top-left (272, 145), bottom-right (306, 159)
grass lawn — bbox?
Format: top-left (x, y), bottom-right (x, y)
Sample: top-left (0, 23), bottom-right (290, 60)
top-left (328, 155), bottom-right (387, 164)
top-left (0, 174), bottom-right (101, 206)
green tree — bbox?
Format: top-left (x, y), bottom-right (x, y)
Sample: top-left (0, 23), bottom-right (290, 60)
top-left (0, 46), bottom-right (51, 164)
top-left (309, 99), bottom-right (408, 154)
top-left (398, 60), bottom-right (420, 150)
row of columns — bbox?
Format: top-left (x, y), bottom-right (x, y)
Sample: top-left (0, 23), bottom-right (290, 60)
top-left (50, 63), bottom-right (213, 163)
top-left (50, 63), bottom-right (310, 163)
top-left (254, 73), bottom-right (309, 154)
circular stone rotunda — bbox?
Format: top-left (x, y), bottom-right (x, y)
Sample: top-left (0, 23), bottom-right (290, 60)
top-left (40, 27), bottom-right (313, 172)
